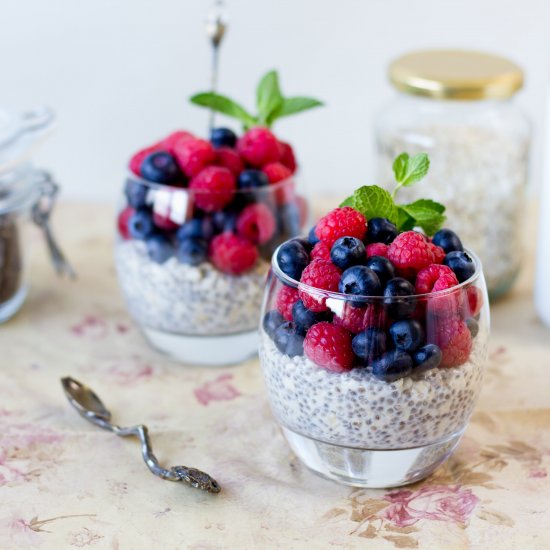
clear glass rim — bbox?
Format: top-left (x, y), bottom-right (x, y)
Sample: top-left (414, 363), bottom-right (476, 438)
top-left (271, 241), bottom-right (483, 302)
top-left (0, 163), bottom-right (41, 215)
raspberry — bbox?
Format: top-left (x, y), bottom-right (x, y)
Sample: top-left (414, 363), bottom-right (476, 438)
top-left (278, 141), bottom-right (297, 173)
top-left (237, 127), bottom-right (280, 167)
top-left (315, 207), bottom-right (367, 246)
top-left (333, 303), bottom-right (386, 334)
top-left (173, 138), bottom-right (215, 178)
top-left (263, 162), bottom-right (295, 205)
top-left (387, 231), bottom-right (435, 274)
top-left (428, 317), bottom-right (472, 367)
top-left (189, 166), bottom-right (236, 212)
top-left (310, 241), bottom-right (331, 261)
top-left (465, 286), bottom-right (484, 317)
top-left (153, 211), bottom-right (180, 231)
top-left (161, 131), bottom-right (194, 153)
top-left (117, 206), bottom-right (135, 239)
top-left (299, 259), bottom-right (342, 312)
top-left (236, 203), bottom-right (276, 244)
top-left (214, 147), bottom-right (244, 177)
top-left (276, 285), bottom-right (299, 321)
top-left (415, 264), bottom-right (458, 294)
top-left (366, 242), bottom-right (388, 258)
top-left (209, 233), bottom-right (258, 275)
top-left (129, 144), bottom-right (161, 176)
top-left (304, 322), bottom-right (354, 372)
top-left (430, 243), bottom-right (446, 264)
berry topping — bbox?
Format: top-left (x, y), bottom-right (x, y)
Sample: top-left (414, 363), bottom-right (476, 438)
top-left (263, 162), bottom-right (292, 184)
top-left (308, 225), bottom-right (320, 246)
top-left (430, 243), bottom-right (446, 264)
top-left (443, 251), bottom-right (476, 283)
top-left (173, 138), bottom-right (216, 178)
top-left (315, 207), bottom-right (367, 246)
top-left (117, 206), bottom-right (135, 239)
top-left (152, 211), bottom-right (180, 231)
top-left (372, 350), bottom-right (413, 382)
top-left (338, 266), bottom-right (382, 306)
top-left (310, 241), bottom-right (331, 261)
top-left (237, 169), bottom-right (269, 189)
top-left (176, 237), bottom-right (208, 266)
top-left (237, 127), bottom-right (281, 167)
top-left (428, 317), bottom-right (472, 368)
top-left (330, 237), bottom-right (366, 270)
top-left (389, 319), bottom-right (425, 352)
top-left (465, 286), bottom-right (483, 317)
top-left (274, 321), bottom-right (305, 357)
top-left (129, 145), bottom-right (161, 177)
top-left (387, 231), bottom-right (436, 274)
top-left (160, 131), bottom-right (194, 152)
top-left (304, 322), bottom-right (354, 372)
top-left (189, 166), bottom-right (236, 212)
top-left (277, 240), bottom-right (310, 281)
top-left (466, 317), bottom-right (479, 338)
top-left (352, 327), bottom-right (387, 364)
top-left (214, 147), bottom-right (244, 177)
top-left (128, 209), bottom-right (154, 240)
top-left (262, 310), bottom-right (285, 339)
top-left (366, 217), bottom-right (398, 244)
top-left (140, 151), bottom-right (181, 184)
top-left (365, 256), bottom-right (396, 287)
top-left (278, 141), bottom-right (297, 173)
top-left (209, 233), bottom-right (258, 274)
top-left (412, 344), bottom-right (442, 373)
top-left (176, 218), bottom-right (215, 242)
top-left (212, 210), bottom-right (238, 233)
top-left (433, 228), bottom-right (463, 254)
top-left (210, 127), bottom-right (237, 149)
top-left (292, 299), bottom-right (331, 334)
top-left (236, 203), bottom-right (276, 245)
top-left (366, 242), bottom-right (389, 258)
top-left (125, 179), bottom-right (148, 208)
top-left (415, 264), bottom-right (459, 294)
top-left (276, 285), bottom-right (300, 321)
top-left (145, 234), bottom-right (173, 264)
top-left (383, 277), bottom-right (417, 319)
top-left (333, 303), bottom-right (386, 334)
top-left (299, 259), bottom-right (342, 312)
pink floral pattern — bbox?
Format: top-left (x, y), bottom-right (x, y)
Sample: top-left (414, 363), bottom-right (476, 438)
top-left (194, 374), bottom-right (241, 406)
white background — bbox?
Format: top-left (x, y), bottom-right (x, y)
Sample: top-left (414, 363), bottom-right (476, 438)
top-left (2, 0), bottom-right (549, 202)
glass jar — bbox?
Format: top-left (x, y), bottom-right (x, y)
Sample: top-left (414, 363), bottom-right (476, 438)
top-left (259, 243), bottom-right (489, 488)
top-left (376, 50), bottom-right (530, 298)
top-left (115, 169), bottom-right (308, 366)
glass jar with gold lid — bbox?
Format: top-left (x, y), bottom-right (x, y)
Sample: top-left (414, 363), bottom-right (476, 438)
top-left (376, 49), bottom-right (530, 298)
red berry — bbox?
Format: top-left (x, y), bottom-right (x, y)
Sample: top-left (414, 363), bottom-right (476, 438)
top-left (430, 243), bottom-right (446, 264)
top-left (299, 259), bottom-right (342, 312)
top-left (117, 206), bottom-right (135, 239)
top-left (263, 162), bottom-right (292, 184)
top-left (387, 231), bottom-right (435, 274)
top-left (311, 241), bottom-right (331, 261)
top-left (214, 147), bottom-right (244, 177)
top-left (161, 131), bottom-right (194, 153)
top-left (237, 127), bottom-right (280, 167)
top-left (263, 162), bottom-right (295, 205)
top-left (416, 264), bottom-right (458, 294)
top-left (315, 207), bottom-right (367, 246)
top-left (276, 285), bottom-right (299, 321)
top-left (129, 145), bottom-right (161, 177)
top-left (236, 203), bottom-right (276, 245)
top-left (465, 286), bottom-right (484, 317)
top-left (333, 303), bottom-right (386, 334)
top-left (209, 233), bottom-right (258, 275)
top-left (278, 141), bottom-right (297, 173)
top-left (153, 212), bottom-right (180, 231)
top-left (189, 166), bottom-right (236, 212)
top-left (428, 317), bottom-right (472, 368)
top-left (366, 242), bottom-right (388, 258)
top-left (304, 322), bottom-right (354, 372)
top-left (173, 138), bottom-right (215, 178)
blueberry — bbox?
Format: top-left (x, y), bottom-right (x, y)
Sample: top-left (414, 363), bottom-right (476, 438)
top-left (128, 209), bottom-right (154, 240)
top-left (274, 321), bottom-right (305, 357)
top-left (433, 228), bottom-right (463, 253)
top-left (372, 350), bottom-right (413, 382)
top-left (278, 202), bottom-right (301, 239)
top-left (308, 225), bottom-right (320, 246)
top-left (212, 210), bottom-right (238, 233)
top-left (140, 151), bottom-right (180, 183)
top-left (389, 319), bottom-right (425, 352)
top-left (176, 218), bottom-right (214, 242)
top-left (237, 169), bottom-right (269, 189)
top-left (210, 127), bottom-right (237, 149)
top-left (352, 328), bottom-right (387, 364)
top-left (330, 237), bottom-right (366, 270)
top-left (412, 344), bottom-right (442, 373)
top-left (338, 266), bottom-right (382, 306)
top-left (276, 240), bottom-right (309, 281)
top-left (146, 234), bottom-right (173, 264)
top-left (443, 251), bottom-right (475, 282)
top-left (292, 300), bottom-right (331, 334)
top-left (365, 256), bottom-right (396, 287)
top-left (262, 310), bottom-right (285, 339)
top-left (366, 217), bottom-right (398, 244)
top-left (383, 277), bottom-right (416, 319)
top-left (124, 179), bottom-right (148, 208)
top-left (176, 237), bottom-right (208, 266)
top-left (292, 237), bottom-right (313, 253)
top-left (466, 317), bottom-right (479, 338)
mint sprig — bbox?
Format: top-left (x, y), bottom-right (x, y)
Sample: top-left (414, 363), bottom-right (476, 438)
top-left (189, 70), bottom-right (323, 130)
top-left (340, 153), bottom-right (445, 236)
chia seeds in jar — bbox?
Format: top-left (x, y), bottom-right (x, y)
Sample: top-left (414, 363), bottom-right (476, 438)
top-left (376, 50), bottom-right (531, 298)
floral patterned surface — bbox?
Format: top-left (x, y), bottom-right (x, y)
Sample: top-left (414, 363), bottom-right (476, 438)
top-left (0, 202), bottom-right (549, 549)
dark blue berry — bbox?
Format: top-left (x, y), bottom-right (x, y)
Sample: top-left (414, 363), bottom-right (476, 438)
top-left (262, 310), bottom-right (285, 339)
top-left (330, 237), bottom-right (366, 270)
top-left (338, 266), bottom-right (382, 306)
top-left (292, 300), bottom-right (331, 334)
top-left (212, 210), bottom-right (238, 233)
top-left (443, 251), bottom-right (475, 282)
top-left (365, 256), bottom-right (396, 287)
top-left (292, 237), bottom-right (313, 253)
top-left (372, 350), bottom-right (413, 382)
top-left (466, 317), bottom-right (479, 338)
top-left (128, 209), bottom-right (154, 240)
top-left (274, 321), bottom-right (305, 357)
top-left (176, 237), bottom-right (208, 266)
top-left (433, 228), bottom-right (463, 254)
top-left (145, 234), bottom-right (173, 264)
top-left (140, 151), bottom-right (180, 183)
top-left (308, 225), bottom-right (320, 246)
top-left (276, 240), bottom-right (309, 281)
top-left (389, 319), bottom-right (425, 352)
top-left (383, 277), bottom-right (416, 319)
top-left (124, 179), bottom-right (148, 208)
top-left (176, 218), bottom-right (214, 242)
top-left (352, 328), bottom-right (387, 364)
top-left (412, 344), bottom-right (442, 373)
top-left (366, 217), bottom-right (398, 244)
top-left (210, 127), bottom-right (237, 149)
top-left (237, 169), bottom-right (269, 189)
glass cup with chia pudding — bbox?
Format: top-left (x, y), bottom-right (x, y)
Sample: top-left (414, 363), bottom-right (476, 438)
top-left (259, 158), bottom-right (490, 488)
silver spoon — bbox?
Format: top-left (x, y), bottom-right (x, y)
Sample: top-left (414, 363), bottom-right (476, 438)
top-left (61, 377), bottom-right (220, 494)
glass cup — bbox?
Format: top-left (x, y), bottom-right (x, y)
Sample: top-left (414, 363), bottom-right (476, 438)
top-left (115, 171), bottom-right (308, 365)
top-left (259, 244), bottom-right (489, 488)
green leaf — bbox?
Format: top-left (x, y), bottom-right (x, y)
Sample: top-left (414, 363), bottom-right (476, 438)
top-left (350, 185), bottom-right (397, 224)
top-left (392, 152), bottom-right (430, 187)
top-left (190, 93), bottom-right (257, 128)
top-left (256, 70), bottom-right (284, 126)
top-left (400, 199), bottom-right (446, 236)
top-left (396, 205), bottom-right (415, 231)
top-left (268, 96), bottom-right (324, 124)
top-left (339, 195), bottom-right (354, 207)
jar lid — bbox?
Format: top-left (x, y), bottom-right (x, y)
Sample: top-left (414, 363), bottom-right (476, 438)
top-left (389, 50), bottom-right (524, 100)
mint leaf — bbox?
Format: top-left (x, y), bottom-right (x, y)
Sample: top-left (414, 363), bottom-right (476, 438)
top-left (400, 199), bottom-right (446, 236)
top-left (392, 153), bottom-right (430, 187)
top-left (256, 70), bottom-right (284, 125)
top-left (339, 196), bottom-right (354, 207)
top-left (396, 205), bottom-right (415, 231)
top-left (350, 185), bottom-right (397, 224)
top-left (268, 96), bottom-right (324, 124)
top-left (190, 93), bottom-right (257, 128)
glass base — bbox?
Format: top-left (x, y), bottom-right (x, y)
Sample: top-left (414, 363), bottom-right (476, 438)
top-left (0, 286), bottom-right (27, 324)
top-left (281, 426), bottom-right (464, 488)
top-left (141, 326), bottom-right (258, 366)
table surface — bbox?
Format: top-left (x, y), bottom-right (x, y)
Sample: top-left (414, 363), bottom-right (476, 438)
top-left (1, 201), bottom-right (550, 550)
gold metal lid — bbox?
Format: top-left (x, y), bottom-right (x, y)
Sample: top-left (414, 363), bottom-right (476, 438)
top-left (389, 50), bottom-right (524, 100)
